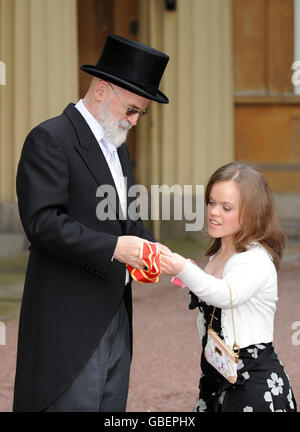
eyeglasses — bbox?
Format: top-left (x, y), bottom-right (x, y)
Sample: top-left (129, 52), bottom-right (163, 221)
top-left (108, 83), bottom-right (149, 117)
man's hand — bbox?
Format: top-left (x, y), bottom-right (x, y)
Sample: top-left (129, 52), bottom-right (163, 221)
top-left (155, 242), bottom-right (172, 255)
top-left (113, 237), bottom-right (173, 270)
top-left (113, 236), bottom-right (146, 269)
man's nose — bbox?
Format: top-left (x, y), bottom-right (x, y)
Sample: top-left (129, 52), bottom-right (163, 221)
top-left (127, 113), bottom-right (139, 126)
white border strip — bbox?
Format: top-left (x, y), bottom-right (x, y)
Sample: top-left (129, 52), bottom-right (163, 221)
top-left (294, 0), bottom-right (300, 94)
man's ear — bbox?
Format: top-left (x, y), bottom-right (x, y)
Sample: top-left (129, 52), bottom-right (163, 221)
top-left (94, 79), bottom-right (109, 102)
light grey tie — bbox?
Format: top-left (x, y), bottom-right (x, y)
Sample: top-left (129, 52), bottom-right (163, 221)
top-left (109, 146), bottom-right (123, 181)
top-left (104, 141), bottom-right (126, 218)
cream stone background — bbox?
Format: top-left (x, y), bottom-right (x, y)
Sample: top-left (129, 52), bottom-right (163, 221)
top-left (0, 0), bottom-right (297, 241)
top-left (0, 0), bottom-right (78, 204)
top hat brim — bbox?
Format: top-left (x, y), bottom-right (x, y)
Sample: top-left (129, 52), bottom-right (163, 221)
top-left (80, 65), bottom-right (169, 104)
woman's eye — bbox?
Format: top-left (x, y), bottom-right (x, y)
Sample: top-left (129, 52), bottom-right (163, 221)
top-left (208, 200), bottom-right (214, 206)
top-left (223, 206), bottom-right (231, 212)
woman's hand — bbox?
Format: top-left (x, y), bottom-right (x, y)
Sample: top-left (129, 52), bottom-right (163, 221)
top-left (160, 251), bottom-right (187, 276)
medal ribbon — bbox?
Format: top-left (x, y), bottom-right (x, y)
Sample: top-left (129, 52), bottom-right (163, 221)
top-left (126, 241), bottom-right (161, 283)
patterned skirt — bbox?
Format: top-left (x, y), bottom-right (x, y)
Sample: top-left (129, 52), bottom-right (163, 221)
top-left (189, 294), bottom-right (297, 412)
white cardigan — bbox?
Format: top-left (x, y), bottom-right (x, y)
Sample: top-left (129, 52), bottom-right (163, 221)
top-left (176, 242), bottom-right (278, 349)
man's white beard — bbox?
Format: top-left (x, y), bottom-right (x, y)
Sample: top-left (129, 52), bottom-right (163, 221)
top-left (98, 103), bottom-right (132, 148)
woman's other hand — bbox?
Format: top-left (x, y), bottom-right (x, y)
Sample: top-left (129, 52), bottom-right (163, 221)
top-left (160, 252), bottom-right (187, 276)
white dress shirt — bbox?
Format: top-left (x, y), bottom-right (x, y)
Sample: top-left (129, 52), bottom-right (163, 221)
top-left (75, 99), bottom-right (129, 284)
top-left (176, 242), bottom-right (278, 349)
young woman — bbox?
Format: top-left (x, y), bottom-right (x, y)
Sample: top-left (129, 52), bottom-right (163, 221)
top-left (161, 162), bottom-right (297, 412)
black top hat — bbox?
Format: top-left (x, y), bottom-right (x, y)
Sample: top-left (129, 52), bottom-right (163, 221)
top-left (80, 34), bottom-right (169, 104)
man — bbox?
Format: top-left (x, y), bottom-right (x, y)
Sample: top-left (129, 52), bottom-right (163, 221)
top-left (13, 34), bottom-right (169, 412)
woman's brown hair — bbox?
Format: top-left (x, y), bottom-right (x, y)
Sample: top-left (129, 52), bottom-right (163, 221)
top-left (205, 162), bottom-right (286, 271)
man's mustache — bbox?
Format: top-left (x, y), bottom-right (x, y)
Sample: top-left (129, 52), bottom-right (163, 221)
top-left (119, 119), bottom-right (132, 130)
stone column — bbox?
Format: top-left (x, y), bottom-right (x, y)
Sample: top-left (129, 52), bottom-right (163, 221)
top-left (0, 0), bottom-right (78, 231)
top-left (138, 0), bottom-right (234, 240)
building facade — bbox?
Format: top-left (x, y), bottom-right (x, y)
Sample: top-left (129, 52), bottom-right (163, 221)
top-left (0, 0), bottom-right (299, 244)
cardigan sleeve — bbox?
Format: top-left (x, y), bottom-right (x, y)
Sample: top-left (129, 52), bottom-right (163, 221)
top-left (175, 247), bottom-right (277, 309)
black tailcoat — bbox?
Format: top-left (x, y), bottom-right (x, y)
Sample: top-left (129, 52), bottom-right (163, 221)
top-left (13, 104), bottom-right (154, 411)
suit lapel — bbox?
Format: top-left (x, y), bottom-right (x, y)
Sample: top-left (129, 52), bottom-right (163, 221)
top-left (63, 103), bottom-right (125, 223)
top-left (117, 144), bottom-right (134, 197)
top-left (117, 144), bottom-right (139, 233)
